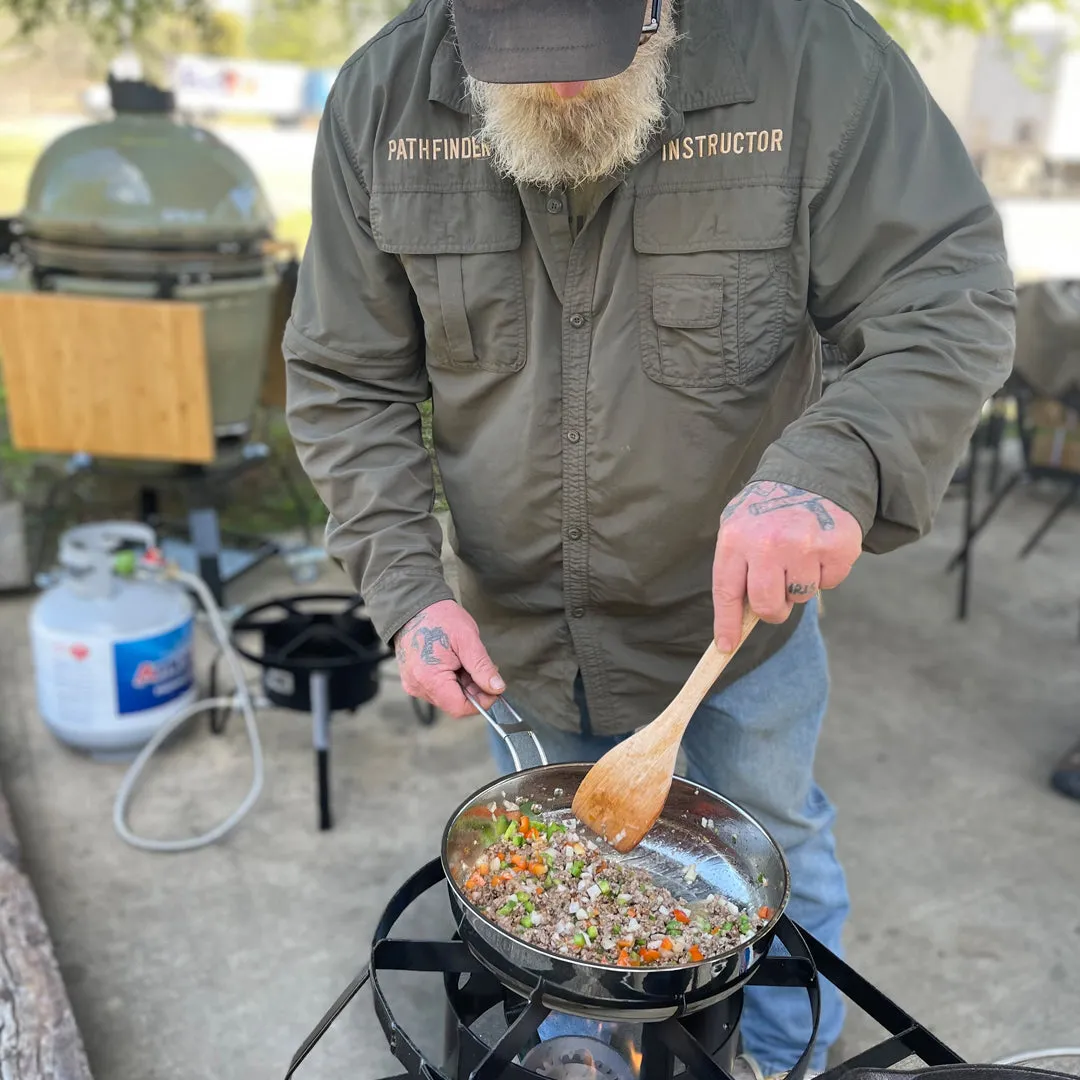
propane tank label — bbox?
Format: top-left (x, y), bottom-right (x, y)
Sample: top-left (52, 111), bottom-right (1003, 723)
top-left (113, 619), bottom-right (195, 716)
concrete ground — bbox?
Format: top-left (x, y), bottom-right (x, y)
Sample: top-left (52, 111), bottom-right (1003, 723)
top-left (1, 479), bottom-right (1080, 1080)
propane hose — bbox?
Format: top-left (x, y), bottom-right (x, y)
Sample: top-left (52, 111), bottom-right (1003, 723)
top-left (112, 561), bottom-right (265, 853)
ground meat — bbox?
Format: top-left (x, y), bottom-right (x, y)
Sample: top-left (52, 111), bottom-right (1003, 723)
top-left (459, 802), bottom-right (769, 968)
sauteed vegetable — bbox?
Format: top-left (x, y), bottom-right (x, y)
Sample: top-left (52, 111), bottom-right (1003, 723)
top-left (457, 800), bottom-right (769, 967)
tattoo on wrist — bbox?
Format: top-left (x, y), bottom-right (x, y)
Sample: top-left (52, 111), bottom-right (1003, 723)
top-left (787, 582), bottom-right (818, 596)
top-left (724, 482), bottom-right (836, 531)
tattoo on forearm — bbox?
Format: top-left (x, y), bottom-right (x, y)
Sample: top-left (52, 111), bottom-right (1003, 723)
top-left (724, 481), bottom-right (836, 531)
top-left (787, 582), bottom-right (818, 596)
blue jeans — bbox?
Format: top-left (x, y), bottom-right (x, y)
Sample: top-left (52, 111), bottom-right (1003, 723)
top-left (486, 600), bottom-right (848, 1075)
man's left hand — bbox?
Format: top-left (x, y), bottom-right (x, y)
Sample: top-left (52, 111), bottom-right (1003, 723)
top-left (713, 481), bottom-right (863, 651)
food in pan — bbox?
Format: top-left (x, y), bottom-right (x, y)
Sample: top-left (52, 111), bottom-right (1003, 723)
top-left (457, 800), bottom-right (770, 967)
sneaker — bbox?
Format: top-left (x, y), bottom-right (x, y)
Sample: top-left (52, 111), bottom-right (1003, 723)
top-left (731, 1055), bottom-right (766, 1080)
top-left (1051, 737), bottom-right (1080, 801)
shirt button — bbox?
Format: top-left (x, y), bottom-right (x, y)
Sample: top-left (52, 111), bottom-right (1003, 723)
top-left (569, 313), bottom-right (587, 329)
top-left (566, 430), bottom-right (581, 443)
top-left (571, 607), bottom-right (585, 619)
top-left (547, 197), bottom-right (564, 214)
top-left (567, 527), bottom-right (582, 540)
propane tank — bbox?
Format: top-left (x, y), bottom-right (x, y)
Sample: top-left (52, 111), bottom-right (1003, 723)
top-left (30, 522), bottom-right (197, 758)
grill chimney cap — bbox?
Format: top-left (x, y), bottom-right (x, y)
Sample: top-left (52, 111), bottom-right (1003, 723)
top-left (108, 75), bottom-right (175, 115)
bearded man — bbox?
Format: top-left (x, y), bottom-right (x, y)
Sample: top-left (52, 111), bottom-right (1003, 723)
top-left (283, 0), bottom-right (1015, 1070)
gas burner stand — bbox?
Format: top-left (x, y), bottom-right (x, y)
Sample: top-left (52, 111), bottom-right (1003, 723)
top-left (285, 859), bottom-right (965, 1080)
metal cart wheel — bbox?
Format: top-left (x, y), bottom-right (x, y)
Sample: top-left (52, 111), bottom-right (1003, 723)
top-left (411, 697), bottom-right (438, 727)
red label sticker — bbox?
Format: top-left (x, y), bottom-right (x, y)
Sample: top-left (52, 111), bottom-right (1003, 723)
top-left (69, 644), bottom-right (90, 661)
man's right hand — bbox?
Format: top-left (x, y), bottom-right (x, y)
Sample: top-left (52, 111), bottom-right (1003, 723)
top-left (393, 599), bottom-right (505, 718)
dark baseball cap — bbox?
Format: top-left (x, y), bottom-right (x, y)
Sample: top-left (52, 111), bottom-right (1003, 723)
top-left (453, 0), bottom-right (649, 84)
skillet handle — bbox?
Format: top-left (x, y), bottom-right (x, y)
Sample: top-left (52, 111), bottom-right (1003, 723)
top-left (464, 691), bottom-right (549, 771)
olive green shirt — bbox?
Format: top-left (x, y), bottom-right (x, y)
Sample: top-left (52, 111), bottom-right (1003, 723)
top-left (282, 0), bottom-right (1016, 735)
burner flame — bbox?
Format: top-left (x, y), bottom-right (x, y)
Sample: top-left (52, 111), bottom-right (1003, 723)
top-left (522, 1036), bottom-right (635, 1080)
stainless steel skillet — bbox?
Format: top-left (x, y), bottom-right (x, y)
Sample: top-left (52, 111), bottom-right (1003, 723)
top-left (442, 696), bottom-right (793, 1020)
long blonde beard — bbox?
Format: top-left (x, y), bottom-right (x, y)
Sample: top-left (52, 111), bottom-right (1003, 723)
top-left (463, 11), bottom-right (679, 190)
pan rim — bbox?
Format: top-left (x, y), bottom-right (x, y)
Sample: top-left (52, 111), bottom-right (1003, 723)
top-left (441, 762), bottom-right (792, 976)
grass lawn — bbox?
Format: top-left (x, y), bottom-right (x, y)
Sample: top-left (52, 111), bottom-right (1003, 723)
top-left (0, 134), bottom-right (45, 215)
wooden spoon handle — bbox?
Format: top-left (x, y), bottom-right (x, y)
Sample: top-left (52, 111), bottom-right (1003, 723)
top-left (665, 608), bottom-right (760, 727)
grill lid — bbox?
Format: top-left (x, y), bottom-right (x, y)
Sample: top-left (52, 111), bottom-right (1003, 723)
top-left (19, 77), bottom-right (276, 250)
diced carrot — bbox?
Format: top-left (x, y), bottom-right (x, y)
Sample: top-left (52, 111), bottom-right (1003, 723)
top-left (535, 887), bottom-right (544, 895)
top-left (617, 938), bottom-right (634, 949)
top-left (627, 907), bottom-right (637, 918)
top-left (475, 862), bottom-right (489, 876)
top-left (520, 816), bottom-right (530, 833)
top-left (616, 951), bottom-right (632, 967)
top-left (758, 906), bottom-right (772, 920)
top-left (529, 862), bottom-right (546, 877)
top-left (673, 909), bottom-right (690, 924)
top-left (464, 874), bottom-right (483, 891)
top-left (661, 937), bottom-right (674, 951)
top-left (511, 854), bottom-right (528, 869)
top-left (639, 949), bottom-right (661, 962)
top-left (689, 945), bottom-right (704, 962)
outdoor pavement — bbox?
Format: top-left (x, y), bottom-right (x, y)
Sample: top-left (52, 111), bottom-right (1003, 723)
top-left (1, 477), bottom-right (1079, 1080)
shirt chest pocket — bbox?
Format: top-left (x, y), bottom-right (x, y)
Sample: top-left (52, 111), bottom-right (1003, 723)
top-left (370, 189), bottom-right (526, 374)
top-left (634, 185), bottom-right (797, 388)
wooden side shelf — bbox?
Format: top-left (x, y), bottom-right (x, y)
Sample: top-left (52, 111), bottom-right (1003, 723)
top-left (0, 292), bottom-right (215, 464)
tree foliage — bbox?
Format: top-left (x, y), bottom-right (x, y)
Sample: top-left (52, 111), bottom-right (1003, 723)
top-left (0, 0), bottom-right (1073, 58)
top-left (247, 0), bottom-right (356, 67)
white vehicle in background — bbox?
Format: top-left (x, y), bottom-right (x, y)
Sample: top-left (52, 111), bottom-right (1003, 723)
top-left (169, 54), bottom-right (308, 127)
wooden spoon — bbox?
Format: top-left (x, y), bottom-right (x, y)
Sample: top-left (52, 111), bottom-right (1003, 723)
top-left (571, 606), bottom-right (760, 853)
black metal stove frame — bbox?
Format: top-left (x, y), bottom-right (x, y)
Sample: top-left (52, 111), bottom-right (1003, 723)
top-left (284, 859), bottom-right (965, 1080)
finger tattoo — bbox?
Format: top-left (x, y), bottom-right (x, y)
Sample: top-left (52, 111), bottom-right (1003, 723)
top-left (787, 582), bottom-right (818, 597)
